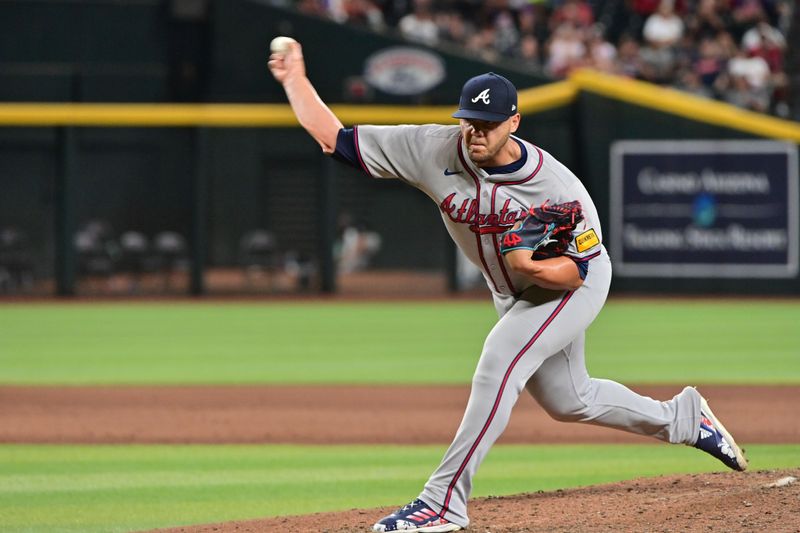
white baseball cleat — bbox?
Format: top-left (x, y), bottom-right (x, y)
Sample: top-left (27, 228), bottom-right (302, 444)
top-left (693, 396), bottom-right (748, 471)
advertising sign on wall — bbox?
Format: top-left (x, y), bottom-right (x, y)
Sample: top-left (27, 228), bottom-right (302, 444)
top-left (363, 47), bottom-right (445, 96)
top-left (610, 140), bottom-right (798, 278)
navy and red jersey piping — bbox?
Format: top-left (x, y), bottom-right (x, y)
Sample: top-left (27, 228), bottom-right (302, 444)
top-left (488, 145), bottom-right (544, 293)
top-left (330, 126), bottom-right (375, 177)
top-left (456, 136), bottom-right (501, 293)
top-left (567, 249), bottom-right (602, 280)
top-left (352, 126), bottom-right (373, 177)
top-left (456, 139), bottom-right (545, 295)
top-left (478, 138), bottom-right (527, 174)
top-left (569, 250), bottom-right (602, 262)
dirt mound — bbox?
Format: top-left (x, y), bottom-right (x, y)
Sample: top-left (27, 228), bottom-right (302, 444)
top-left (159, 470), bottom-right (799, 533)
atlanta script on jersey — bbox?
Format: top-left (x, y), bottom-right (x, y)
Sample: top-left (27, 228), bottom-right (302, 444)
top-left (351, 124), bottom-right (604, 297)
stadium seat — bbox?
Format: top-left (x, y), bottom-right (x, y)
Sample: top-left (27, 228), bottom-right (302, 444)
top-left (0, 226), bottom-right (35, 293)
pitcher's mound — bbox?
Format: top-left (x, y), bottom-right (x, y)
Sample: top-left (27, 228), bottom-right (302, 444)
top-left (160, 469), bottom-right (798, 532)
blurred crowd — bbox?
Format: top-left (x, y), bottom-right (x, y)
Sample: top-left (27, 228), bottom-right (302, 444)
top-left (293, 0), bottom-right (794, 116)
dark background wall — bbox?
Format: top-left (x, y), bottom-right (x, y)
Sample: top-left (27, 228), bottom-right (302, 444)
top-left (0, 0), bottom-right (169, 102)
top-left (0, 0), bottom-right (550, 282)
top-left (0, 0), bottom-right (797, 294)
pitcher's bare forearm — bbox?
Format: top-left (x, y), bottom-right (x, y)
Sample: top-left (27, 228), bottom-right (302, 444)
top-left (505, 252), bottom-right (584, 291)
top-left (268, 42), bottom-right (343, 153)
top-left (283, 76), bottom-right (343, 153)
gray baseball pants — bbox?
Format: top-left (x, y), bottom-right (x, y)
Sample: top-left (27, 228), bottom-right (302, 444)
top-left (418, 252), bottom-right (701, 528)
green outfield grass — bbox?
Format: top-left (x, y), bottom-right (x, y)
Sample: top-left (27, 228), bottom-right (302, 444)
top-left (0, 300), bottom-right (798, 384)
top-left (0, 443), bottom-right (797, 533)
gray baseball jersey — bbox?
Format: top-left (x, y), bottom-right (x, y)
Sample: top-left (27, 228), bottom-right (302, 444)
top-left (347, 124), bottom-right (701, 528)
top-left (354, 124), bottom-right (602, 298)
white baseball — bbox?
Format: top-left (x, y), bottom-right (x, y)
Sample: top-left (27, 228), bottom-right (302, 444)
top-left (270, 36), bottom-right (296, 55)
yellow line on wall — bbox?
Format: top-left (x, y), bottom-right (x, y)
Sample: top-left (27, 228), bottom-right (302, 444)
top-left (0, 72), bottom-right (796, 142)
top-left (0, 82), bottom-right (575, 127)
top-left (517, 80), bottom-right (578, 115)
top-left (0, 102), bottom-right (456, 127)
top-left (331, 104), bottom-right (455, 125)
top-left (0, 103), bottom-right (300, 127)
top-left (569, 69), bottom-right (800, 142)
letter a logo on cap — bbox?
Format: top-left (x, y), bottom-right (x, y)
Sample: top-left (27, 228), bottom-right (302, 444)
top-left (471, 89), bottom-right (491, 104)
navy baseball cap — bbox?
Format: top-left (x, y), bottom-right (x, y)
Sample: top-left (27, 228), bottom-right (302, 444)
top-left (452, 72), bottom-right (518, 122)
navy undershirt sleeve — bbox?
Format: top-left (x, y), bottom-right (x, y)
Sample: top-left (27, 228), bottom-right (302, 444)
top-left (575, 259), bottom-right (589, 280)
top-left (331, 128), bottom-right (362, 170)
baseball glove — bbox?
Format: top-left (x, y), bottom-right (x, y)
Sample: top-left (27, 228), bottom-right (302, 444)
top-left (499, 200), bottom-right (583, 259)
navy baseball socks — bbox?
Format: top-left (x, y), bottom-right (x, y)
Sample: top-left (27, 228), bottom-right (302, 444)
top-left (372, 498), bottom-right (461, 532)
top-left (693, 396), bottom-right (749, 471)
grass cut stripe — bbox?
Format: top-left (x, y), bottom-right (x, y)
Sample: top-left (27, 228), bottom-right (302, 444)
top-left (0, 300), bottom-right (798, 384)
top-left (0, 444), bottom-right (798, 533)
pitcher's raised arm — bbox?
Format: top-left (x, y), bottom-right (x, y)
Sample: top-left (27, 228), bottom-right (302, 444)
top-left (267, 40), bottom-right (343, 154)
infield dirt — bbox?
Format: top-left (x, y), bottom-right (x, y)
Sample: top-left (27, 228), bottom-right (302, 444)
top-left (1, 384), bottom-right (798, 444)
top-left (2, 384), bottom-right (798, 532)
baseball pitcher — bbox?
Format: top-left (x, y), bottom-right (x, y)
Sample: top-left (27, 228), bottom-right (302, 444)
top-left (268, 40), bottom-right (748, 533)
